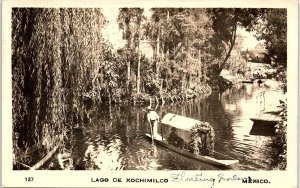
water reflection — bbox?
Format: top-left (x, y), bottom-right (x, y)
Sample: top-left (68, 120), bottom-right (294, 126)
top-left (48, 83), bottom-right (281, 170)
top-left (84, 134), bottom-right (123, 170)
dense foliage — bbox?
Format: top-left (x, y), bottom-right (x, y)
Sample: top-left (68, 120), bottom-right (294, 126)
top-left (12, 8), bottom-right (109, 167)
top-left (254, 9), bottom-right (287, 67)
top-left (208, 8), bottom-right (261, 75)
top-left (251, 9), bottom-right (287, 170)
top-left (271, 100), bottom-right (287, 170)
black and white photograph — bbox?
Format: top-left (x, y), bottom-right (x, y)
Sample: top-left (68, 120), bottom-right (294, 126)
top-left (2, 0), bottom-right (298, 187)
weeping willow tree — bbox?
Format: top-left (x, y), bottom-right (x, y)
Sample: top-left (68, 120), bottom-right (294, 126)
top-left (12, 8), bottom-right (109, 168)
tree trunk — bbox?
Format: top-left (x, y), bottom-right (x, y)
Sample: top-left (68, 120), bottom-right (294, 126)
top-left (127, 61), bottom-right (130, 80)
top-left (136, 111), bottom-right (140, 130)
top-left (137, 52), bottom-right (141, 94)
top-left (217, 23), bottom-right (237, 75)
top-left (156, 29), bottom-right (160, 80)
top-left (137, 16), bottom-right (142, 94)
top-left (198, 49), bottom-right (201, 82)
top-left (108, 91), bottom-right (112, 119)
top-left (182, 73), bottom-right (185, 91)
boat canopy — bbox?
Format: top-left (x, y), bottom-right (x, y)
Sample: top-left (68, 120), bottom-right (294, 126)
top-left (161, 113), bottom-right (209, 132)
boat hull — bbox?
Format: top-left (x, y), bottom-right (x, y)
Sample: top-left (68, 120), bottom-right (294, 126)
top-left (250, 118), bottom-right (278, 124)
top-left (145, 133), bottom-right (238, 169)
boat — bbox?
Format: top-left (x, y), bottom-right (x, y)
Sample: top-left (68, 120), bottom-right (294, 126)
top-left (145, 113), bottom-right (238, 169)
top-left (250, 117), bottom-right (280, 124)
top-left (30, 143), bottom-right (61, 170)
top-left (145, 133), bottom-right (238, 168)
top-left (250, 111), bottom-right (281, 123)
top-left (249, 123), bottom-right (275, 136)
top-left (250, 91), bottom-right (285, 125)
top-left (30, 137), bottom-right (62, 170)
top-left (242, 80), bottom-right (254, 84)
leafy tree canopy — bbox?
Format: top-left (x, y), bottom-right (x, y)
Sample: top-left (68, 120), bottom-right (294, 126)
top-left (254, 9), bottom-right (287, 67)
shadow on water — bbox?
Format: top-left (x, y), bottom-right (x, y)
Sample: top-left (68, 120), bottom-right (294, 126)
top-left (47, 83), bottom-right (282, 170)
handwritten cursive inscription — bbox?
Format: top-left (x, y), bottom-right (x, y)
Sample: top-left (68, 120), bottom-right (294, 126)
top-left (170, 171), bottom-right (216, 187)
top-left (217, 173), bottom-right (244, 183)
top-left (170, 171), bottom-right (258, 188)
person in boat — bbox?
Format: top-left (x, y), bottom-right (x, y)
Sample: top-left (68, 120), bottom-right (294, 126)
top-left (147, 106), bottom-right (160, 137)
top-left (168, 127), bottom-right (190, 150)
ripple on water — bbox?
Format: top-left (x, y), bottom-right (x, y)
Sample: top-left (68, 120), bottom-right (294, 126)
top-left (47, 83), bottom-right (280, 170)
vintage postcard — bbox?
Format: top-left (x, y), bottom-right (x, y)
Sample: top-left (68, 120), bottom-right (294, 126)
top-left (1, 0), bottom-right (298, 187)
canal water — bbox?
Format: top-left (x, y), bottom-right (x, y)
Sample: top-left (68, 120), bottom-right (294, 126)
top-left (47, 82), bottom-right (282, 170)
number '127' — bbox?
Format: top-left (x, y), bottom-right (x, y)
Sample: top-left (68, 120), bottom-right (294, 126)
top-left (25, 177), bottom-right (34, 182)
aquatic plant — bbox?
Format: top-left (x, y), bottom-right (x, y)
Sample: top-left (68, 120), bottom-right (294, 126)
top-left (271, 100), bottom-right (287, 170)
top-left (190, 121), bottom-right (215, 155)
